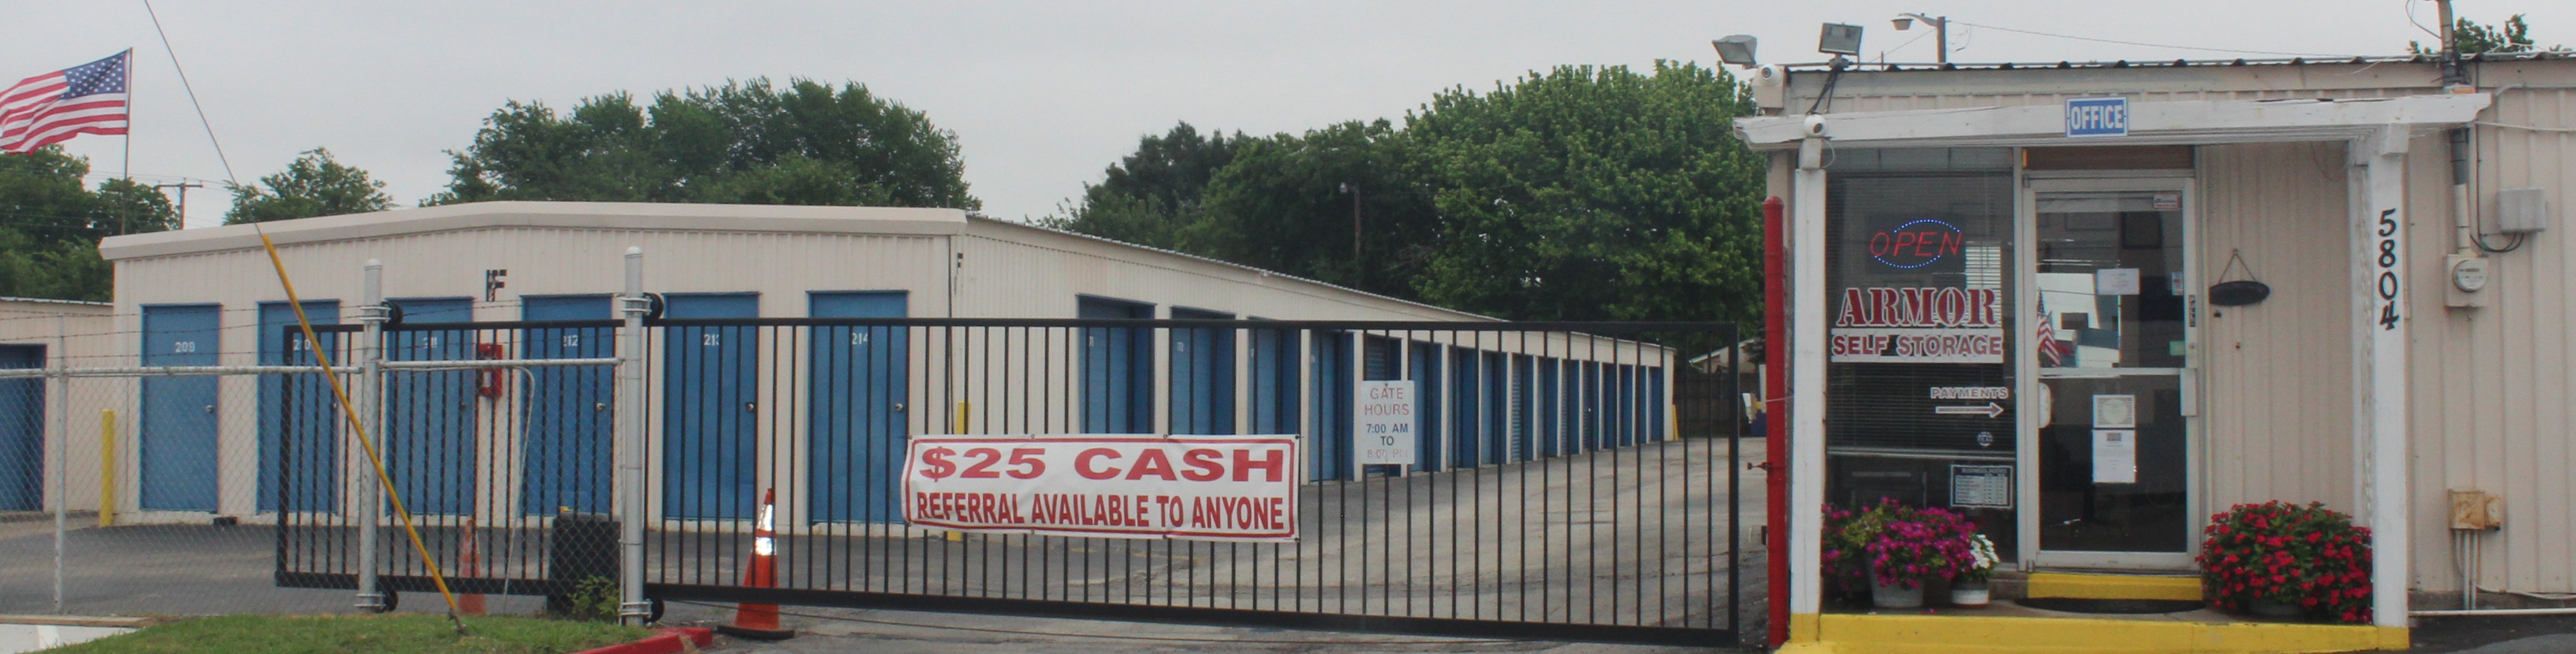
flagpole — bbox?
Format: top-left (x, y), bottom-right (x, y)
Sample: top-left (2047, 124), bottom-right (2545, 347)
top-left (119, 48), bottom-right (133, 233)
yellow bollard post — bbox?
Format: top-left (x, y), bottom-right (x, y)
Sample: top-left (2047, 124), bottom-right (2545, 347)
top-left (98, 410), bottom-right (115, 527)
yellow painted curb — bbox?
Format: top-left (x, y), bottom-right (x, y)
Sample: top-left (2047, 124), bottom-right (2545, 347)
top-left (2027, 572), bottom-right (2204, 601)
top-left (1812, 614), bottom-right (2400, 653)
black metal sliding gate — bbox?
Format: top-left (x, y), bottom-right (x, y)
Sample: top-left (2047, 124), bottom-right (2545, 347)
top-left (276, 318), bottom-right (1754, 646)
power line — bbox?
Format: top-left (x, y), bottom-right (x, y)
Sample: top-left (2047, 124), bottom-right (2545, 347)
top-left (1952, 20), bottom-right (2361, 59)
top-left (139, 0), bottom-right (236, 186)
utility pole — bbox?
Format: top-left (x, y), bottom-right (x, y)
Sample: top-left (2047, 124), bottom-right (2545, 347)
top-left (1339, 182), bottom-right (1362, 281)
top-left (1893, 13), bottom-right (1950, 64)
top-left (152, 182), bottom-right (205, 232)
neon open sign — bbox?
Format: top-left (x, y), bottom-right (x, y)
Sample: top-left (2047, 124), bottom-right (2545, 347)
top-left (1869, 218), bottom-right (1964, 269)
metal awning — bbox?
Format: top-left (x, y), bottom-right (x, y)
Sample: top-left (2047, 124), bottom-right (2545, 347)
top-left (1732, 93), bottom-right (2492, 149)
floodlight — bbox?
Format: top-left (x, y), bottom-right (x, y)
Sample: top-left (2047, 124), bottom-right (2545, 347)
top-left (1818, 23), bottom-right (1863, 56)
top-left (1891, 16), bottom-right (1913, 31)
top-left (1712, 35), bottom-right (1759, 66)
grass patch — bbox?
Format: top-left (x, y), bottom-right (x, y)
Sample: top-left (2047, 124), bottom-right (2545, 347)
top-left (47, 614), bottom-right (652, 654)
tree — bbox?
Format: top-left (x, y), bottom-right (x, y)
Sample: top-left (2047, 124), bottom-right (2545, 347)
top-left (430, 78), bottom-right (979, 210)
top-left (1404, 61), bottom-right (1766, 323)
top-left (2412, 14), bottom-right (2562, 55)
top-left (226, 148), bottom-right (394, 223)
top-left (0, 148), bottom-right (178, 301)
top-left (1193, 120), bottom-right (1435, 295)
top-left (1042, 123), bottom-right (1245, 250)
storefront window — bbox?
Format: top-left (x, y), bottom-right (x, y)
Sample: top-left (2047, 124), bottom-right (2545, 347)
top-left (1822, 147), bottom-right (2018, 555)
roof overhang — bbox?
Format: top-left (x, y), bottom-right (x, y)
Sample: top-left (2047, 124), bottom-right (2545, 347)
top-left (1733, 93), bottom-right (2492, 150)
top-left (98, 201), bottom-right (968, 261)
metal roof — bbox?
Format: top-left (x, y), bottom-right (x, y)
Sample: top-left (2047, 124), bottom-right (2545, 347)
top-left (1774, 50), bottom-right (2574, 74)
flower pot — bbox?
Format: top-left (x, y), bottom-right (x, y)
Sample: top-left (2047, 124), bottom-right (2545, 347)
top-left (2248, 599), bottom-right (2303, 618)
top-left (1949, 580), bottom-right (1991, 607)
top-left (1868, 562), bottom-right (1924, 609)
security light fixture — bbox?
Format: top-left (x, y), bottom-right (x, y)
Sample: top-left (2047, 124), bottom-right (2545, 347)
top-left (1713, 35), bottom-right (1759, 66)
top-left (1818, 23), bottom-right (1863, 56)
top-left (1892, 13), bottom-right (1952, 63)
top-left (1891, 17), bottom-right (1913, 31)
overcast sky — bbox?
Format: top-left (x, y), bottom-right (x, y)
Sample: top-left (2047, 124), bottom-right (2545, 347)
top-left (10, 1), bottom-right (2565, 227)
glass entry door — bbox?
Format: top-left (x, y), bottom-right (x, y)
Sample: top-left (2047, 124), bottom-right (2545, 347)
top-left (2022, 178), bottom-right (2198, 569)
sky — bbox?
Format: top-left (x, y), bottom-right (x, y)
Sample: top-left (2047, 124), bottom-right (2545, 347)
top-left (7, 1), bottom-right (2566, 228)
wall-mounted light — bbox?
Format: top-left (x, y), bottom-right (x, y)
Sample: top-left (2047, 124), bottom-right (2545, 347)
top-left (1713, 35), bottom-right (1759, 67)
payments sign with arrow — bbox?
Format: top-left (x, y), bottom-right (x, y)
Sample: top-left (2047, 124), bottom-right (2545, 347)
top-left (1934, 402), bottom-right (2006, 418)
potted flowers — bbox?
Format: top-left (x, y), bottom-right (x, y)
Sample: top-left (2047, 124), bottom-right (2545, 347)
top-left (2198, 501), bottom-right (2373, 623)
top-left (1950, 534), bottom-right (1999, 607)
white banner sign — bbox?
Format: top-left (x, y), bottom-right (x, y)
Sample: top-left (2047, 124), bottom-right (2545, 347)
top-left (903, 435), bottom-right (1299, 541)
top-left (1356, 380), bottom-right (1416, 465)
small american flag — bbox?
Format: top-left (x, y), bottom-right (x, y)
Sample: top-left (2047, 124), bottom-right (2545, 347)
top-left (1, 50), bottom-right (131, 154)
top-left (2036, 297), bottom-right (2069, 366)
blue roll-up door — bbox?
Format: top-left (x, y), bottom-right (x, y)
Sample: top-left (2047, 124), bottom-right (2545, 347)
top-left (1483, 351), bottom-right (1508, 465)
top-left (0, 345), bottom-right (42, 511)
top-left (1453, 347), bottom-right (1487, 470)
top-left (1537, 357), bottom-right (1563, 459)
top-left (663, 293), bottom-right (759, 520)
top-left (1078, 297), bottom-right (1153, 434)
top-left (257, 301), bottom-right (339, 513)
top-left (1168, 307), bottom-right (1234, 435)
top-left (386, 298), bottom-right (475, 515)
top-left (141, 304), bottom-right (221, 511)
top-left (1406, 341), bottom-right (1441, 472)
top-left (1248, 327), bottom-right (1299, 435)
top-left (1645, 365), bottom-right (1666, 442)
top-left (1309, 331), bottom-right (1351, 481)
top-left (810, 291), bottom-right (908, 523)
top-left (1510, 355), bottom-right (1534, 461)
top-left (520, 295), bottom-right (613, 515)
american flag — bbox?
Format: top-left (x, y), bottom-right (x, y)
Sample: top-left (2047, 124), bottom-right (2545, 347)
top-left (2036, 297), bottom-right (2069, 366)
top-left (1, 50), bottom-right (130, 155)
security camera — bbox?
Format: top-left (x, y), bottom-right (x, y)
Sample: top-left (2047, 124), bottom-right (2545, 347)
top-left (1803, 114), bottom-right (1828, 136)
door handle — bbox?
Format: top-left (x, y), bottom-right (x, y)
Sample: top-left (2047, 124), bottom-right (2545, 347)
top-left (744, 402), bottom-right (757, 413)
top-left (893, 402), bottom-right (907, 413)
top-left (203, 405), bottom-right (215, 414)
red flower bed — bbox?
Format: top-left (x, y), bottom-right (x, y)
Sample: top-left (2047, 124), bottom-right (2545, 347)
top-left (2197, 501), bottom-right (2372, 623)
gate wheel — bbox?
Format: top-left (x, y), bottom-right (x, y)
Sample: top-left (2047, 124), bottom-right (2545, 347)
top-left (362, 589), bottom-right (399, 614)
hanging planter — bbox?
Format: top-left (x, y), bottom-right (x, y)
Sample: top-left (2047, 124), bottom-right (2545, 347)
top-left (2208, 249), bottom-right (2271, 307)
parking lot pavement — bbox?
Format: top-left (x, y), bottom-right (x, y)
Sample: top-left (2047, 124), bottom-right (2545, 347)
top-left (655, 601), bottom-right (1745, 654)
top-left (2413, 614), bottom-right (2576, 653)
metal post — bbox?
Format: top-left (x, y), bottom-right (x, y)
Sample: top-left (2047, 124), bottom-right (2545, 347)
top-left (355, 259), bottom-right (388, 611)
top-left (52, 315), bottom-right (68, 614)
top-left (616, 247), bottom-right (651, 622)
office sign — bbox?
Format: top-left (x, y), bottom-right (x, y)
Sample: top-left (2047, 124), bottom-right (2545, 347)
top-left (2065, 97), bottom-right (2129, 138)
top-left (904, 435), bottom-right (1300, 541)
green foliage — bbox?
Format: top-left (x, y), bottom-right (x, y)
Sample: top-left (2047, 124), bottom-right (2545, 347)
top-left (559, 575), bottom-right (622, 622)
top-left (1051, 63), bottom-right (1763, 321)
top-left (1040, 122), bottom-right (1246, 251)
top-left (46, 614), bottom-right (649, 654)
top-left (226, 148), bottom-right (394, 224)
top-left (1196, 120), bottom-right (1434, 294)
top-left (1405, 61), bottom-right (1766, 322)
top-left (431, 78), bottom-right (978, 210)
top-left (2411, 14), bottom-right (2560, 55)
top-left (0, 148), bottom-right (179, 301)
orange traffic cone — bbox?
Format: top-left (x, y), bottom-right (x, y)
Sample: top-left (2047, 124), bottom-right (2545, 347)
top-left (457, 517), bottom-right (485, 616)
top-left (717, 488), bottom-right (793, 640)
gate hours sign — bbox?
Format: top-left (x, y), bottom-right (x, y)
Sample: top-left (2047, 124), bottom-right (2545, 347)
top-left (903, 435), bottom-right (1300, 541)
top-left (1356, 380), bottom-right (1416, 465)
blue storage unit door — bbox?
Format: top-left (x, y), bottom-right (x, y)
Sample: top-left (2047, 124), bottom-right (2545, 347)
top-left (663, 293), bottom-right (759, 520)
top-left (385, 298), bottom-right (476, 515)
top-left (1645, 365), bottom-right (1666, 442)
top-left (1167, 308), bottom-right (1234, 435)
top-left (1482, 352), bottom-right (1508, 465)
top-left (520, 295), bottom-right (614, 515)
top-left (1408, 342), bottom-right (1442, 472)
top-left (1077, 297), bottom-right (1153, 433)
top-left (1308, 331), bottom-right (1351, 481)
top-left (1580, 362), bottom-right (1603, 452)
top-left (0, 345), bottom-right (42, 511)
top-left (1537, 357), bottom-right (1563, 458)
top-left (1247, 327), bottom-right (1299, 435)
top-left (140, 305), bottom-right (221, 511)
top-left (809, 291), bottom-right (909, 523)
top-left (1510, 355), bottom-right (1535, 461)
top-left (257, 301), bottom-right (339, 513)
top-left (1447, 347), bottom-right (1480, 470)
